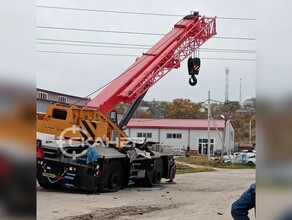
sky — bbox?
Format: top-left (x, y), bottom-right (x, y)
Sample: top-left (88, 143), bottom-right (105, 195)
top-left (36, 0), bottom-right (256, 104)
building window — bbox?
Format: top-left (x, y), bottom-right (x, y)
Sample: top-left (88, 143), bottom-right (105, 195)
top-left (166, 133), bottom-right (182, 139)
top-left (198, 138), bottom-right (214, 155)
top-left (230, 131), bottom-right (234, 141)
top-left (37, 92), bottom-right (48, 100)
top-left (58, 96), bottom-right (67, 103)
top-left (137, 132), bottom-right (152, 138)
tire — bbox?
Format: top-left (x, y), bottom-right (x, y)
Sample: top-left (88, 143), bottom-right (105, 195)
top-left (152, 158), bottom-right (163, 184)
top-left (247, 161), bottom-right (254, 166)
top-left (102, 161), bottom-right (123, 192)
top-left (37, 180), bottom-right (53, 189)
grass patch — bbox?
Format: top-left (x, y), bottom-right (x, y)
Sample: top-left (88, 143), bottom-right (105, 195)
top-left (176, 155), bottom-right (255, 169)
top-left (176, 163), bottom-right (215, 174)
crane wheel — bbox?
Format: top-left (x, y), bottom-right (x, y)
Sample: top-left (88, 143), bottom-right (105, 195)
top-left (152, 158), bottom-right (163, 184)
top-left (102, 161), bottom-right (123, 192)
top-left (37, 180), bottom-right (54, 189)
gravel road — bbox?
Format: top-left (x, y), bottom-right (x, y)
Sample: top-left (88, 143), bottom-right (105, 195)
top-left (37, 168), bottom-right (255, 220)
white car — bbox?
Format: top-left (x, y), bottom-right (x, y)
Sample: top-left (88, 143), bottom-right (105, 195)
top-left (246, 154), bottom-right (256, 166)
top-left (172, 148), bottom-right (186, 156)
top-left (223, 152), bottom-right (256, 165)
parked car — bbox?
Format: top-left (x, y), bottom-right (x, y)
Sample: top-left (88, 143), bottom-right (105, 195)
top-left (172, 148), bottom-right (186, 156)
top-left (214, 149), bottom-right (230, 156)
top-left (246, 154), bottom-right (256, 166)
top-left (223, 154), bottom-right (235, 163)
top-left (223, 151), bottom-right (256, 165)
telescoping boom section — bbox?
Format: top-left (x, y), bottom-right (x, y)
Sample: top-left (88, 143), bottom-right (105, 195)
top-left (87, 12), bottom-right (216, 114)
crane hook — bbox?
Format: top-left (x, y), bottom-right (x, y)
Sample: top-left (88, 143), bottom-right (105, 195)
top-left (189, 75), bottom-right (197, 86)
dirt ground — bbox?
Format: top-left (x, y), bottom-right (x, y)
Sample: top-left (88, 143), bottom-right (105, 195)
top-left (37, 167), bottom-right (255, 220)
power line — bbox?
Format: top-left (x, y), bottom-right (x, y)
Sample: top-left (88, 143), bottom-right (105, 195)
top-left (37, 50), bottom-right (137, 57)
top-left (37, 42), bottom-right (256, 53)
top-left (37, 26), bottom-right (256, 41)
top-left (37, 38), bottom-right (152, 47)
top-left (73, 80), bottom-right (114, 104)
top-left (37, 50), bottom-right (256, 61)
top-left (200, 50), bottom-right (255, 54)
top-left (37, 42), bottom-right (149, 50)
top-left (37, 5), bottom-right (256, 21)
top-left (203, 58), bottom-right (255, 61)
top-left (37, 38), bottom-right (256, 51)
top-left (37, 25), bottom-right (164, 36)
top-left (200, 48), bottom-right (255, 53)
top-left (214, 36), bottom-right (255, 40)
top-left (201, 48), bottom-right (255, 52)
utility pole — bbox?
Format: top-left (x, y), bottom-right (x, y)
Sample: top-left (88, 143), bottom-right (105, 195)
top-left (221, 116), bottom-right (227, 159)
top-left (225, 67), bottom-right (229, 102)
top-left (249, 110), bottom-right (252, 146)
top-left (239, 78), bottom-right (242, 107)
top-left (207, 91), bottom-right (211, 160)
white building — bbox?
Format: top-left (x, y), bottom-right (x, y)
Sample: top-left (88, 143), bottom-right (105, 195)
top-left (37, 88), bottom-right (90, 113)
top-left (126, 118), bottom-right (235, 155)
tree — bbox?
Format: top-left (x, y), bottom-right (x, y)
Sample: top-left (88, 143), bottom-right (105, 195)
top-left (243, 97), bottom-right (256, 109)
top-left (115, 103), bottom-right (128, 114)
top-left (163, 98), bottom-right (203, 119)
top-left (222, 101), bottom-right (241, 113)
top-left (147, 100), bottom-right (168, 118)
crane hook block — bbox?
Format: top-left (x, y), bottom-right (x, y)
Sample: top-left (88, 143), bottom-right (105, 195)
top-left (187, 57), bottom-right (201, 75)
top-left (188, 57), bottom-right (200, 86)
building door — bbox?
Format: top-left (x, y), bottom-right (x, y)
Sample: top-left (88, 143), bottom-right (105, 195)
top-left (198, 138), bottom-right (214, 155)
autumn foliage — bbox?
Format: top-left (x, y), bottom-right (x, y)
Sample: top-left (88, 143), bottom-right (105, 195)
top-left (164, 98), bottom-right (203, 119)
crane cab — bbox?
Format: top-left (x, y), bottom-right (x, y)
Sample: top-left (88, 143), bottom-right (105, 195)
top-left (37, 104), bottom-right (127, 148)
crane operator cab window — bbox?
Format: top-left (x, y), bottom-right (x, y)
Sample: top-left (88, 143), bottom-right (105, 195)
top-left (109, 111), bottom-right (118, 123)
top-left (52, 108), bottom-right (67, 120)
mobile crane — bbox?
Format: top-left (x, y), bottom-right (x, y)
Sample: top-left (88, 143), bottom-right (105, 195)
top-left (36, 12), bottom-right (216, 192)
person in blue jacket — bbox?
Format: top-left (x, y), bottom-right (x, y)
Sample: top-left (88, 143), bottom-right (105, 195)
top-left (231, 183), bottom-right (256, 220)
top-left (86, 145), bottom-right (98, 165)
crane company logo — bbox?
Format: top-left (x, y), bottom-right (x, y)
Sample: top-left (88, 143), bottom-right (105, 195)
top-left (58, 125), bottom-right (88, 160)
top-left (44, 125), bottom-right (56, 130)
top-left (58, 125), bottom-right (146, 160)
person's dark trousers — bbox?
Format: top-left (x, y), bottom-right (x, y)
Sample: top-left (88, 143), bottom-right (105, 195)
top-left (231, 183), bottom-right (256, 220)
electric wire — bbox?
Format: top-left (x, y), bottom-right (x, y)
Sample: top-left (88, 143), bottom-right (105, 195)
top-left (37, 5), bottom-right (256, 21)
top-left (37, 38), bottom-right (256, 53)
top-left (37, 41), bottom-right (255, 53)
top-left (37, 38), bottom-right (152, 47)
top-left (37, 26), bottom-right (256, 41)
top-left (37, 42), bottom-right (149, 50)
top-left (37, 50), bottom-right (255, 61)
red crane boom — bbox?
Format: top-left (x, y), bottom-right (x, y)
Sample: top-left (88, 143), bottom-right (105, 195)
top-left (87, 12), bottom-right (216, 114)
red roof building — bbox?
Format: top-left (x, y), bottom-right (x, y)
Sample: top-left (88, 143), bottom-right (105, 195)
top-left (126, 118), bottom-right (234, 155)
top-left (127, 118), bottom-right (225, 130)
